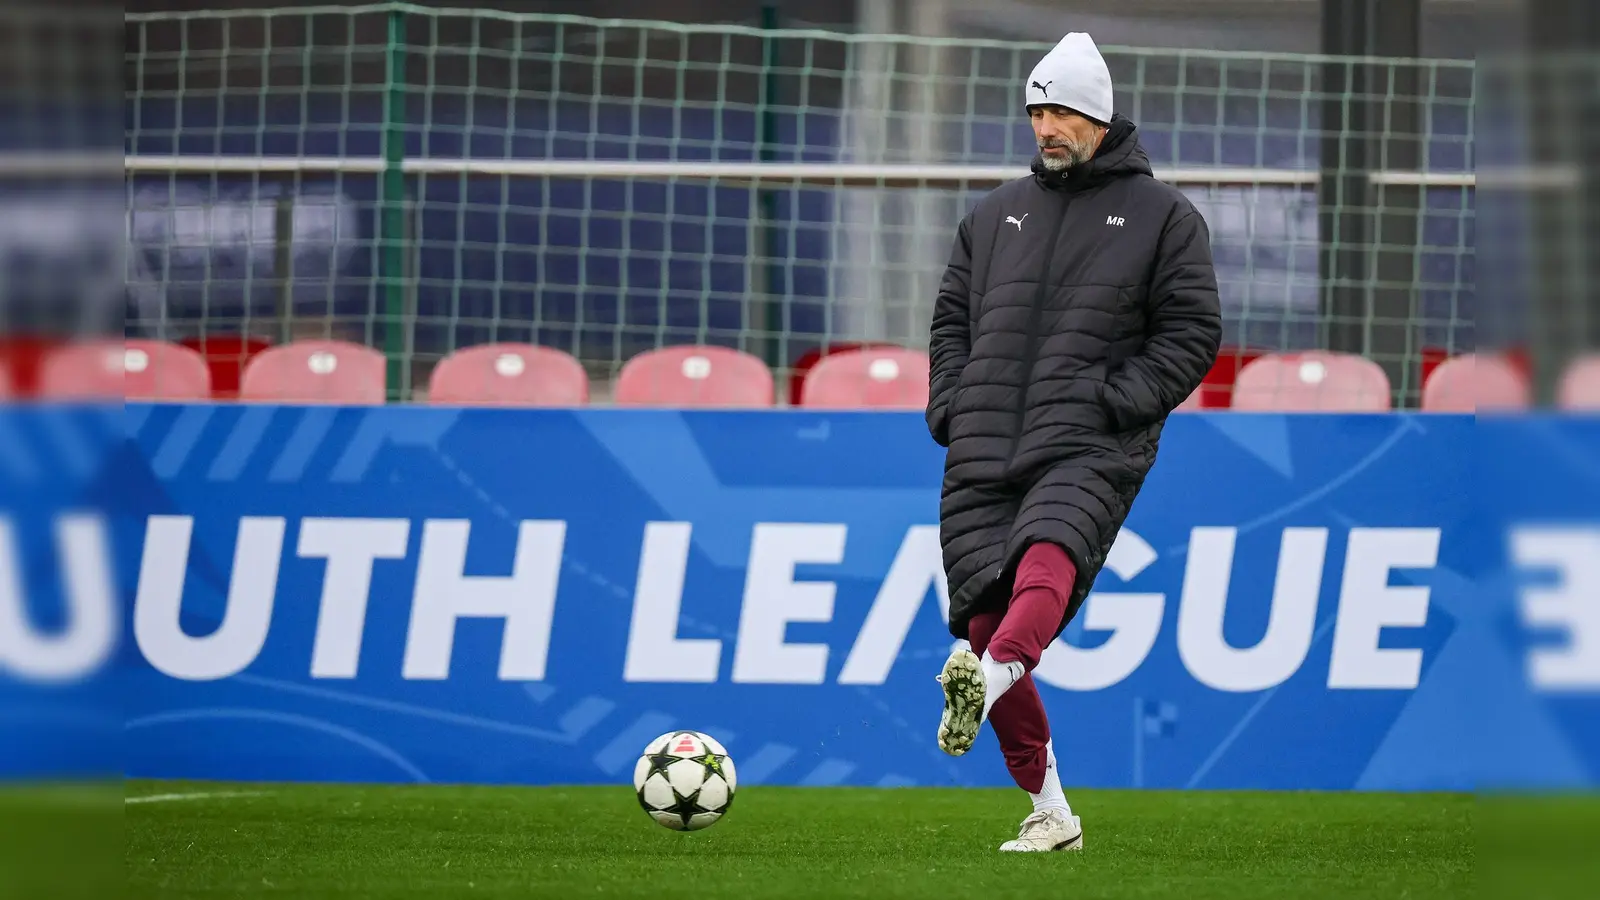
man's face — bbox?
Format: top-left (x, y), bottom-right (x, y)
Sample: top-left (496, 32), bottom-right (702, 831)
top-left (1030, 105), bottom-right (1106, 172)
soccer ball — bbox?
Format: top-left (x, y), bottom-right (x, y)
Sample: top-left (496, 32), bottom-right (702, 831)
top-left (632, 730), bottom-right (737, 831)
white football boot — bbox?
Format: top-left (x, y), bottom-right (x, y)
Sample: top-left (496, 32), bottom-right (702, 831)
top-left (999, 808), bottom-right (1084, 852)
top-left (935, 648), bottom-right (986, 756)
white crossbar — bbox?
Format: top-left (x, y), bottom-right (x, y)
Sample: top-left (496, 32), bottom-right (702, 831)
top-left (0, 153), bottom-right (1496, 189)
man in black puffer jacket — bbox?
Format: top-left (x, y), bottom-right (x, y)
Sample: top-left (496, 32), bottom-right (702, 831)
top-left (929, 32), bottom-right (1221, 853)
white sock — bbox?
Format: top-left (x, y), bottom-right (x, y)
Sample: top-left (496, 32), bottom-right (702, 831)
top-left (979, 651), bottom-right (1024, 720)
top-left (1029, 741), bottom-right (1072, 817)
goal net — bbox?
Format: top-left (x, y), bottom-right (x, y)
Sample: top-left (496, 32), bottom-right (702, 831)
top-left (114, 4), bottom-right (1474, 402)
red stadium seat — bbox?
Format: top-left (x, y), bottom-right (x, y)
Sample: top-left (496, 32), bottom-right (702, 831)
top-left (1232, 351), bottom-right (1392, 412)
top-left (37, 339), bottom-right (212, 400)
top-left (34, 342), bottom-right (124, 399)
top-left (240, 339), bottom-right (387, 404)
top-left (428, 343), bottom-right (589, 407)
top-left (800, 347), bottom-right (930, 410)
top-left (1557, 355), bottom-right (1600, 410)
top-left (179, 335), bottom-right (274, 400)
top-left (0, 363), bottom-right (12, 399)
top-left (0, 337), bottom-right (62, 397)
top-left (1421, 353), bottom-right (1531, 412)
top-left (1424, 346), bottom-right (1531, 384)
top-left (788, 342), bottom-right (893, 406)
top-left (1196, 347), bottom-right (1265, 408)
top-left (613, 346), bottom-right (773, 408)
top-left (1418, 346), bottom-right (1451, 395)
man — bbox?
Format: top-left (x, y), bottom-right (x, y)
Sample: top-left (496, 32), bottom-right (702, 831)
top-left (926, 32), bottom-right (1222, 852)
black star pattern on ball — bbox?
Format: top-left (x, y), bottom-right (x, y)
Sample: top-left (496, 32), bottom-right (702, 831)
top-left (663, 786), bottom-right (713, 830)
top-left (692, 752), bottom-right (727, 779)
top-left (643, 751), bottom-right (679, 781)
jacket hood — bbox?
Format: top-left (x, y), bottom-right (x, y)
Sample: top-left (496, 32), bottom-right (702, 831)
top-left (1030, 114), bottom-right (1152, 189)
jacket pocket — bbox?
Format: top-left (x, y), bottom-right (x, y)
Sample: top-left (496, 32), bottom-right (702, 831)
top-left (926, 372), bottom-right (957, 446)
top-left (1056, 370), bottom-right (1113, 434)
top-left (1081, 362), bottom-right (1115, 425)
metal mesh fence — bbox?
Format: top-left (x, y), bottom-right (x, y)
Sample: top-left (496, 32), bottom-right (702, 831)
top-left (114, 4), bottom-right (1475, 402)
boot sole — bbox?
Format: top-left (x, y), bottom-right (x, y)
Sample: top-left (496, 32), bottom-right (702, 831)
top-left (937, 649), bottom-right (984, 757)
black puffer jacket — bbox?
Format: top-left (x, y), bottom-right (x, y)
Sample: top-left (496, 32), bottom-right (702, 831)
top-left (926, 115), bottom-right (1222, 640)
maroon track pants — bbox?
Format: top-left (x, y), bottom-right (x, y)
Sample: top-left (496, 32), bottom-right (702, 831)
top-left (967, 542), bottom-right (1077, 794)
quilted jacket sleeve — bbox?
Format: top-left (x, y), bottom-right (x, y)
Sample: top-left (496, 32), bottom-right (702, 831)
top-left (926, 214), bottom-right (975, 447)
top-left (1100, 207), bottom-right (1222, 431)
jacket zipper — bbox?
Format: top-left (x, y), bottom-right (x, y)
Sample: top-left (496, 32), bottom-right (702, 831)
top-left (1009, 196), bottom-right (1072, 463)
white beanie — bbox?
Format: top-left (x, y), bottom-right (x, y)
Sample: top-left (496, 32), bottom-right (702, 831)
top-left (1024, 32), bottom-right (1113, 124)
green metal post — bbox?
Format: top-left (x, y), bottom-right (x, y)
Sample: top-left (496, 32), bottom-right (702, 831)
top-left (757, 2), bottom-right (781, 371)
top-left (381, 7), bottom-right (408, 400)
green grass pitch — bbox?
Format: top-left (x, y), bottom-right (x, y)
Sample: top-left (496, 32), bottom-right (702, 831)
top-left (122, 779), bottom-right (1473, 899)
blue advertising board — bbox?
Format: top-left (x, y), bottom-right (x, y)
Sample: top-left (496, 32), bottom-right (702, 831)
top-left (0, 406), bottom-right (1595, 792)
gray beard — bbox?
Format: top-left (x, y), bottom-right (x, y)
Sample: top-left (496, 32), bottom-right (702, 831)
top-left (1038, 143), bottom-right (1092, 172)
